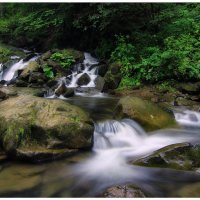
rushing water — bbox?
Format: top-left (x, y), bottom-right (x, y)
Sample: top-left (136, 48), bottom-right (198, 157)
top-left (1, 51), bottom-right (200, 197)
top-left (0, 55), bottom-right (38, 83)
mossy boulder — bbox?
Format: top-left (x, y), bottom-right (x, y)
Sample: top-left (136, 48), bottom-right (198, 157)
top-left (133, 143), bottom-right (194, 170)
top-left (176, 82), bottom-right (200, 95)
top-left (0, 95), bottom-right (94, 162)
top-left (103, 62), bottom-right (122, 91)
top-left (114, 96), bottom-right (177, 131)
top-left (19, 61), bottom-right (40, 80)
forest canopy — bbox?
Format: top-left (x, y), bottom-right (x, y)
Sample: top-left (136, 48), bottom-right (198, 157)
top-left (0, 3), bottom-right (200, 87)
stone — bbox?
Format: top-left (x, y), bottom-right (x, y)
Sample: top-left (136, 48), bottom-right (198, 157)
top-left (133, 143), bottom-right (193, 170)
top-left (19, 61), bottom-right (40, 80)
top-left (0, 95), bottom-right (94, 162)
top-left (103, 62), bottom-right (122, 91)
top-left (114, 96), bottom-right (177, 131)
top-left (0, 86), bottom-right (18, 100)
top-left (77, 73), bottom-right (91, 86)
top-left (176, 82), bottom-right (200, 95)
top-left (94, 76), bottom-right (105, 92)
top-left (15, 79), bottom-right (28, 87)
top-left (99, 185), bottom-right (146, 197)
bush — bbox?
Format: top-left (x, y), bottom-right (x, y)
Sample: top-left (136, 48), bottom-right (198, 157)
top-left (50, 50), bottom-right (75, 69)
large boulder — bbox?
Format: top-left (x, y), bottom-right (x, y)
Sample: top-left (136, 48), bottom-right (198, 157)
top-left (55, 82), bottom-right (74, 98)
top-left (0, 95), bottom-right (94, 162)
top-left (114, 96), bottom-right (177, 131)
top-left (94, 76), bottom-right (105, 92)
top-left (77, 73), bottom-right (91, 86)
top-left (103, 62), bottom-right (122, 91)
top-left (133, 143), bottom-right (194, 170)
top-left (176, 82), bottom-right (200, 95)
top-left (19, 61), bottom-right (40, 80)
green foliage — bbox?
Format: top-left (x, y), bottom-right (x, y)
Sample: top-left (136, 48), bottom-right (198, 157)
top-left (50, 50), bottom-right (75, 69)
top-left (156, 82), bottom-right (176, 93)
top-left (42, 64), bottom-right (54, 79)
top-left (0, 46), bottom-right (11, 63)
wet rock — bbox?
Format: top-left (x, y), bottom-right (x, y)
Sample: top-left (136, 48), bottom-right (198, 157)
top-left (133, 143), bottom-right (194, 170)
top-left (94, 76), bottom-right (105, 92)
top-left (19, 61), bottom-right (40, 80)
top-left (15, 79), bottom-right (28, 87)
top-left (46, 80), bottom-right (58, 88)
top-left (77, 73), bottom-right (91, 86)
top-left (99, 185), bottom-right (146, 197)
top-left (15, 147), bottom-right (78, 163)
top-left (23, 53), bottom-right (37, 62)
top-left (0, 88), bottom-right (7, 99)
top-left (114, 96), bottom-right (177, 131)
top-left (176, 82), bottom-right (200, 95)
top-left (28, 72), bottom-right (47, 85)
top-left (54, 82), bottom-right (74, 97)
top-left (0, 95), bottom-right (94, 162)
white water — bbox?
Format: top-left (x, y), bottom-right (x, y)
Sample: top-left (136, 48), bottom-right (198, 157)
top-left (46, 52), bottom-right (104, 98)
top-left (71, 114), bottom-right (200, 196)
top-left (174, 110), bottom-right (200, 127)
top-left (67, 52), bottom-right (99, 88)
top-left (1, 55), bottom-right (38, 82)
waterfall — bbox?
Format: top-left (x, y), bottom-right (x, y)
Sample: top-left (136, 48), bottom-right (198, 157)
top-left (0, 55), bottom-right (39, 83)
top-left (174, 110), bottom-right (200, 127)
top-left (45, 52), bottom-right (103, 98)
top-left (67, 52), bottom-right (99, 88)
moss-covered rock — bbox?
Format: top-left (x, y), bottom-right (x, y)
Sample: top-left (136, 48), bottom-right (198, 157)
top-left (19, 61), bottom-right (40, 80)
top-left (133, 143), bottom-right (200, 171)
top-left (176, 82), bottom-right (200, 95)
top-left (103, 62), bottom-right (122, 91)
top-left (0, 95), bottom-right (94, 162)
top-left (114, 96), bottom-right (177, 131)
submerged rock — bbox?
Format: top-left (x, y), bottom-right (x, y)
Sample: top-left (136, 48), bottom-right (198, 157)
top-left (0, 163), bottom-right (45, 197)
top-left (114, 96), bottom-right (177, 131)
top-left (99, 185), bottom-right (146, 197)
top-left (0, 95), bottom-right (94, 162)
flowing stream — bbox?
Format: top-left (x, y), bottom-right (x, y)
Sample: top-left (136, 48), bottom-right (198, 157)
top-left (0, 52), bottom-right (200, 197)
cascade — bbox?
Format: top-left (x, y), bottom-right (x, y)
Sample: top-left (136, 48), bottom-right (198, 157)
top-left (45, 52), bottom-right (103, 98)
top-left (174, 109), bottom-right (200, 127)
top-left (0, 55), bottom-right (39, 83)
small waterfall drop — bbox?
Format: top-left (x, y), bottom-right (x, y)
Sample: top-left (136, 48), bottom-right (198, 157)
top-left (45, 52), bottom-right (104, 98)
top-left (67, 52), bottom-right (99, 88)
top-left (174, 110), bottom-right (200, 127)
top-left (70, 118), bottom-right (200, 196)
top-left (0, 55), bottom-right (39, 83)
